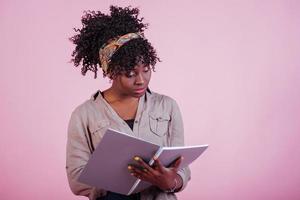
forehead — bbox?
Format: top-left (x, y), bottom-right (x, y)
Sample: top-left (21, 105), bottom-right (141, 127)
top-left (132, 63), bottom-right (149, 70)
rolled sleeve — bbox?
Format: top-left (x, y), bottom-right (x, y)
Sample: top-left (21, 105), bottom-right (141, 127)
top-left (168, 98), bottom-right (191, 192)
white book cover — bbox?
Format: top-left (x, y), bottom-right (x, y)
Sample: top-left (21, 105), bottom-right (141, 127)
top-left (78, 128), bottom-right (209, 195)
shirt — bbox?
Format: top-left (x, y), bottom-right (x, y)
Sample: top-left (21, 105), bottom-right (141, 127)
top-left (66, 89), bottom-right (191, 200)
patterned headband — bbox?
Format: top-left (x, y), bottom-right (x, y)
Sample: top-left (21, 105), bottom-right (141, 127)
top-left (99, 32), bottom-right (143, 74)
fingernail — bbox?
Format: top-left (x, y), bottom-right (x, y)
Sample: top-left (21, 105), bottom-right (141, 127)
top-left (134, 156), bottom-right (140, 161)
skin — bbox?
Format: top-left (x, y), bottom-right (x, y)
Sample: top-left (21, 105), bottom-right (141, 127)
top-left (103, 62), bottom-right (183, 191)
top-left (103, 62), bottom-right (152, 120)
top-left (128, 156), bottom-right (184, 191)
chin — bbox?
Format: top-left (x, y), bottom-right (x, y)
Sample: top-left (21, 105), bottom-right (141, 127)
top-left (132, 91), bottom-right (145, 98)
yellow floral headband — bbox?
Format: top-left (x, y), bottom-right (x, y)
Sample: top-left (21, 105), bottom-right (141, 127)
top-left (99, 32), bottom-right (143, 74)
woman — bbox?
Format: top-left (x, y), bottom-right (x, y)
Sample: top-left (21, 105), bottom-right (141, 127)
top-left (66, 6), bottom-right (191, 200)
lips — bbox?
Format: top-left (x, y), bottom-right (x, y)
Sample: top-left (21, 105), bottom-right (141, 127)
top-left (134, 88), bottom-right (146, 93)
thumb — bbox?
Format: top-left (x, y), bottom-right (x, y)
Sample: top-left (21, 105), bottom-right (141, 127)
top-left (170, 156), bottom-right (183, 169)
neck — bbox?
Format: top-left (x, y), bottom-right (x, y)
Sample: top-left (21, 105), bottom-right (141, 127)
top-left (103, 87), bottom-right (139, 104)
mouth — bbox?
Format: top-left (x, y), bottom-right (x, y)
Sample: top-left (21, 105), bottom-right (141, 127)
top-left (134, 88), bottom-right (146, 94)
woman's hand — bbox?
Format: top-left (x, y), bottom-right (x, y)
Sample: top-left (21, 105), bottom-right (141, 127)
top-left (128, 156), bottom-right (183, 191)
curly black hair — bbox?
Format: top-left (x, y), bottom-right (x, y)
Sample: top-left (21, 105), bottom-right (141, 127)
top-left (70, 5), bottom-right (160, 78)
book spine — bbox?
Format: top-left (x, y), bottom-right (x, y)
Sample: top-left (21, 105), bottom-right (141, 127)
top-left (127, 147), bottom-right (163, 195)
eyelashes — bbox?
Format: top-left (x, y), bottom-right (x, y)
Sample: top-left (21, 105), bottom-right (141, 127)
top-left (125, 66), bottom-right (150, 78)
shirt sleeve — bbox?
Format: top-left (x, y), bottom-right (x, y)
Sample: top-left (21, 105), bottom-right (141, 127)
top-left (66, 109), bottom-right (105, 200)
top-left (168, 98), bottom-right (191, 192)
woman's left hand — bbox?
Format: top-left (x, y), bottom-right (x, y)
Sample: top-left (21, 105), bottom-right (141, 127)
top-left (128, 156), bottom-right (183, 191)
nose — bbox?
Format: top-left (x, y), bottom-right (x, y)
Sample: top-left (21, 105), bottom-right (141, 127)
top-left (135, 73), bottom-right (144, 85)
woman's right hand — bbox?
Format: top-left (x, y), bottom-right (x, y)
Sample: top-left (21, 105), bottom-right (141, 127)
top-left (128, 156), bottom-right (183, 191)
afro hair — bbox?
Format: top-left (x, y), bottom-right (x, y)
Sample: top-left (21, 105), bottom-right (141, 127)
top-left (70, 5), bottom-right (160, 78)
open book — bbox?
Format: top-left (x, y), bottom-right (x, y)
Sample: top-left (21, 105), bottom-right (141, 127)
top-left (78, 128), bottom-right (208, 195)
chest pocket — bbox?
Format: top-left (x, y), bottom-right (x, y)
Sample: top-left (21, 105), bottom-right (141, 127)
top-left (149, 112), bottom-right (170, 137)
top-left (88, 120), bottom-right (110, 151)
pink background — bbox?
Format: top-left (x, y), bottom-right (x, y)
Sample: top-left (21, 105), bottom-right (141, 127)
top-left (1, 0), bottom-right (300, 199)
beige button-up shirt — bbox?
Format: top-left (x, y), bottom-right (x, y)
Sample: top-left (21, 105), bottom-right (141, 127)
top-left (66, 90), bottom-right (191, 200)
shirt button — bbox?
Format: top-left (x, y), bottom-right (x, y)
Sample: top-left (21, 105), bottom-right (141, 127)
top-left (134, 120), bottom-right (138, 123)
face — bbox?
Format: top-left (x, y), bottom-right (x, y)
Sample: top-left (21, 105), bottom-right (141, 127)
top-left (112, 63), bottom-right (152, 98)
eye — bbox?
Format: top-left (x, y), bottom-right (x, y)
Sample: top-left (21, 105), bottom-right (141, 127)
top-left (125, 71), bottom-right (136, 78)
top-left (143, 66), bottom-right (150, 72)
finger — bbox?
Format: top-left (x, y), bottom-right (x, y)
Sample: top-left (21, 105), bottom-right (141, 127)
top-left (129, 163), bottom-right (151, 175)
top-left (153, 157), bottom-right (165, 173)
top-left (129, 166), bottom-right (150, 181)
top-left (127, 164), bottom-right (143, 172)
top-left (133, 156), bottom-right (155, 174)
top-left (170, 156), bottom-right (183, 170)
top-left (127, 164), bottom-right (136, 172)
top-left (130, 172), bottom-right (143, 180)
top-left (128, 164), bottom-right (147, 173)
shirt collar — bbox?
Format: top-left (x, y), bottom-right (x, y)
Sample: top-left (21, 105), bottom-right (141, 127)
top-left (92, 87), bottom-right (152, 102)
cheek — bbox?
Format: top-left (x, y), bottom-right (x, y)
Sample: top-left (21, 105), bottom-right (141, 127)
top-left (145, 72), bottom-right (152, 83)
top-left (120, 78), bottom-right (134, 88)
